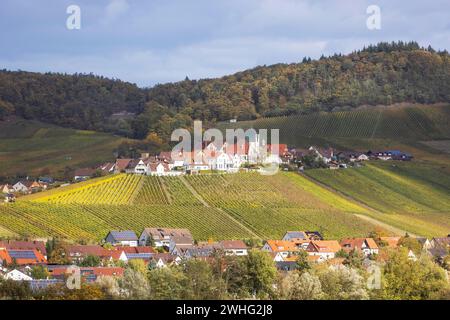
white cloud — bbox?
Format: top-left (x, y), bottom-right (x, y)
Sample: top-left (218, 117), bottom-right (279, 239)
top-left (103, 0), bottom-right (129, 24)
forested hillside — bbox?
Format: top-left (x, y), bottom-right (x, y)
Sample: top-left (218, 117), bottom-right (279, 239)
top-left (1, 41), bottom-right (449, 141)
top-left (0, 71), bottom-right (145, 132)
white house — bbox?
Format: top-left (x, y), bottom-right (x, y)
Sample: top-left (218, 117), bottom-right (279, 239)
top-left (134, 160), bottom-right (149, 175)
top-left (219, 240), bottom-right (248, 256)
top-left (147, 162), bottom-right (169, 176)
top-left (5, 269), bottom-right (32, 281)
top-left (12, 181), bottom-right (30, 193)
top-left (262, 240), bottom-right (299, 259)
top-left (139, 228), bottom-right (193, 247)
top-left (340, 238), bottom-right (379, 257)
top-left (105, 231), bottom-right (138, 247)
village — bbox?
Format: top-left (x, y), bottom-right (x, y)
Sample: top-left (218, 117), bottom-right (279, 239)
top-left (0, 134), bottom-right (413, 201)
top-left (0, 225), bottom-right (449, 294)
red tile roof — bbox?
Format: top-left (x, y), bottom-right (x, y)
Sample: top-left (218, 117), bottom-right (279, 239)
top-left (340, 238), bottom-right (378, 252)
top-left (307, 240), bottom-right (341, 253)
top-left (0, 240), bottom-right (47, 256)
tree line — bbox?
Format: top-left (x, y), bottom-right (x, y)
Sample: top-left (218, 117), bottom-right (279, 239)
top-left (0, 248), bottom-right (449, 300)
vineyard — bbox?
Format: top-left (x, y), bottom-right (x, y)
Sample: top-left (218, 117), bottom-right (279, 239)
top-left (0, 118), bottom-right (128, 177)
top-left (306, 162), bottom-right (450, 237)
top-left (1, 160), bottom-right (449, 241)
top-left (220, 104), bottom-right (450, 147)
top-left (0, 172), bottom-right (387, 241)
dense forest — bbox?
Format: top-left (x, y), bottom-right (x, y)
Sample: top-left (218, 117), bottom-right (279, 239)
top-left (0, 72), bottom-right (146, 133)
top-left (1, 41), bottom-right (449, 141)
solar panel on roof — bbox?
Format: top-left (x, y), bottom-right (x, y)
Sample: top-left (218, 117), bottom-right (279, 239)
top-left (126, 253), bottom-right (153, 259)
top-left (8, 250), bottom-right (37, 259)
top-left (111, 230), bottom-right (137, 240)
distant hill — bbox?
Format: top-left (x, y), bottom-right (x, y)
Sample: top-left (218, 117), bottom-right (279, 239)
top-left (1, 41), bottom-right (449, 141)
top-left (0, 117), bottom-right (128, 179)
top-left (0, 71), bottom-right (145, 134)
top-left (220, 103), bottom-right (450, 146)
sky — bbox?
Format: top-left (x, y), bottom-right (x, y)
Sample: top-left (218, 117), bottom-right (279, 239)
top-left (1, 0), bottom-right (449, 87)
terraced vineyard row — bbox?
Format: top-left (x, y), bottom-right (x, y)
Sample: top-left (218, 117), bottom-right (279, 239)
top-left (223, 207), bottom-right (376, 239)
top-left (306, 162), bottom-right (450, 237)
top-left (33, 174), bottom-right (142, 205)
top-left (186, 173), bottom-right (295, 208)
top-left (221, 104), bottom-right (450, 146)
top-left (0, 202), bottom-right (253, 241)
top-left (134, 176), bottom-right (170, 205)
top-left (134, 176), bottom-right (203, 206)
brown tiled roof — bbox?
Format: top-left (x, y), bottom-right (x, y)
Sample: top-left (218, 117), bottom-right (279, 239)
top-left (340, 238), bottom-right (378, 252)
top-left (0, 240), bottom-right (47, 256)
top-left (219, 240), bottom-right (248, 250)
top-left (74, 168), bottom-right (96, 177)
top-left (115, 159), bottom-right (132, 171)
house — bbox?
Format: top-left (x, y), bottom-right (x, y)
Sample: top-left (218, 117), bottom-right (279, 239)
top-left (105, 231), bottom-right (138, 247)
top-left (139, 228), bottom-right (193, 247)
top-left (170, 235), bottom-right (195, 255)
top-left (38, 177), bottom-right (54, 184)
top-left (149, 253), bottom-right (181, 268)
top-left (114, 246), bottom-right (155, 263)
top-left (13, 180), bottom-right (40, 193)
top-left (125, 159), bottom-right (145, 174)
top-left (63, 245), bottom-right (112, 263)
top-left (380, 237), bottom-right (401, 248)
top-left (428, 237), bottom-right (450, 258)
top-left (0, 249), bottom-right (47, 266)
top-left (1, 184), bottom-right (14, 194)
top-left (219, 240), bottom-right (248, 256)
top-left (0, 240), bottom-right (47, 259)
top-left (262, 240), bottom-right (299, 260)
top-left (282, 231), bottom-right (308, 241)
top-left (50, 267), bottom-right (124, 282)
top-left (308, 146), bottom-right (334, 163)
top-left (304, 231), bottom-right (323, 240)
top-left (115, 159), bottom-right (133, 173)
top-left (74, 168), bottom-right (96, 181)
top-left (408, 250), bottom-right (418, 261)
top-left (340, 238), bottom-right (379, 256)
top-left (0, 249), bottom-right (12, 267)
top-left (336, 151), bottom-right (369, 162)
top-left (183, 244), bottom-right (219, 259)
top-left (416, 237), bottom-right (432, 250)
top-left (306, 240), bottom-right (341, 260)
top-left (4, 269), bottom-right (33, 281)
top-left (97, 163), bottom-right (116, 174)
top-left (147, 162), bottom-right (171, 176)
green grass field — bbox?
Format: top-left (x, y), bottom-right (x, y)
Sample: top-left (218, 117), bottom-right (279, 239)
top-left (0, 118), bottom-right (127, 176)
top-left (1, 172), bottom-right (382, 241)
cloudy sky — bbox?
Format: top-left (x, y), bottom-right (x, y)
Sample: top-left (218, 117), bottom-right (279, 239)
top-left (1, 0), bottom-right (449, 87)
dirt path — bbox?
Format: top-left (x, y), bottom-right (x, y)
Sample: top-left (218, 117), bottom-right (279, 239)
top-left (300, 172), bottom-right (416, 236)
top-left (179, 176), bottom-right (210, 207)
top-left (180, 176), bottom-right (261, 239)
top-left (353, 214), bottom-right (416, 237)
